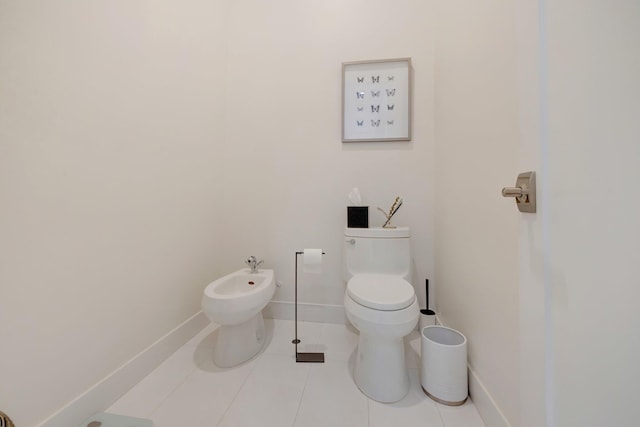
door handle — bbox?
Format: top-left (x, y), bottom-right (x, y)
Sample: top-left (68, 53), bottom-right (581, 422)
top-left (502, 171), bottom-right (536, 213)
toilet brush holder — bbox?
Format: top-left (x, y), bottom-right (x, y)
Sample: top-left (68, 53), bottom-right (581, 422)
top-left (420, 309), bottom-right (436, 330)
top-left (420, 278), bottom-right (436, 331)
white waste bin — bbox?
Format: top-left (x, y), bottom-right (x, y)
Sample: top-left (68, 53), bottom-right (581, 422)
top-left (421, 325), bottom-right (468, 406)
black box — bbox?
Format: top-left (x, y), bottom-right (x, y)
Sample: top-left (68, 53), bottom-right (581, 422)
top-left (347, 206), bottom-right (369, 228)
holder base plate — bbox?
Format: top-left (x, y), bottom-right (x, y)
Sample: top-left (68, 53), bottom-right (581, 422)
top-left (296, 352), bottom-right (325, 363)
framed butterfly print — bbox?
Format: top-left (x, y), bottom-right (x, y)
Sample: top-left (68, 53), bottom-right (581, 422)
top-left (342, 58), bottom-right (412, 142)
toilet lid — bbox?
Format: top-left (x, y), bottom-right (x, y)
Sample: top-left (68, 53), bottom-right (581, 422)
top-left (347, 274), bottom-right (415, 311)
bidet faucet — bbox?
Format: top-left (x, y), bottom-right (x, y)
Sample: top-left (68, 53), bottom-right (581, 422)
top-left (245, 256), bottom-right (264, 273)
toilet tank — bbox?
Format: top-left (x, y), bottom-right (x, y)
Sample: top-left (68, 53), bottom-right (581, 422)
top-left (344, 227), bottom-right (411, 282)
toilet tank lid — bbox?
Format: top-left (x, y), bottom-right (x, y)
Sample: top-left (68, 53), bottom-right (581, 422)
top-left (347, 274), bottom-right (415, 311)
top-left (345, 227), bottom-right (410, 238)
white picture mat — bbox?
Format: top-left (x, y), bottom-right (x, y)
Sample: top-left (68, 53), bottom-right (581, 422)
top-left (342, 58), bottom-right (411, 142)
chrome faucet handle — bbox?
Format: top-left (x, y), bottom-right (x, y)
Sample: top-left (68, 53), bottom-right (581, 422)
top-left (245, 256), bottom-right (263, 273)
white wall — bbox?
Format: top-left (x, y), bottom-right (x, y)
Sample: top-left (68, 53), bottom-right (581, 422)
top-left (434, 1), bottom-right (521, 425)
top-left (0, 2), bottom-right (228, 425)
top-left (219, 0), bottom-right (436, 310)
top-left (515, 1), bottom-right (546, 426)
top-left (0, 1), bottom-right (435, 425)
top-left (546, 1), bottom-right (640, 425)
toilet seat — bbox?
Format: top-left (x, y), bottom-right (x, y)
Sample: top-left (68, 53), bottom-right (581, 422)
top-left (347, 274), bottom-right (415, 311)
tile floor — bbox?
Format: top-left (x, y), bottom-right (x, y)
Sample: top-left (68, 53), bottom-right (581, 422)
top-left (108, 319), bottom-right (486, 427)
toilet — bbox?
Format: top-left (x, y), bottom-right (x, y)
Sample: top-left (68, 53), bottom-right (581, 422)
top-left (343, 227), bottom-right (419, 403)
top-left (201, 268), bottom-right (276, 367)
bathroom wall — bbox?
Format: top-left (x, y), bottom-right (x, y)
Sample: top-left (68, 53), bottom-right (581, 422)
top-left (1, 1), bottom-right (436, 424)
top-left (433, 1), bottom-right (521, 425)
top-left (0, 2), bottom-right (228, 426)
top-left (219, 0), bottom-right (436, 312)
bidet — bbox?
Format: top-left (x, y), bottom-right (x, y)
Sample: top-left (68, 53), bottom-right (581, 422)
top-left (202, 267), bottom-right (275, 367)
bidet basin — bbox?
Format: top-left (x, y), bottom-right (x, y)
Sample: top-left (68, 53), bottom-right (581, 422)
top-left (203, 268), bottom-right (275, 325)
top-left (214, 273), bottom-right (270, 296)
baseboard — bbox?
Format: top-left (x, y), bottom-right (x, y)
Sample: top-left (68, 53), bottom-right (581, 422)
top-left (38, 312), bottom-right (209, 427)
top-left (468, 366), bottom-right (511, 427)
top-left (263, 300), bottom-right (347, 324)
top-left (435, 316), bottom-right (511, 427)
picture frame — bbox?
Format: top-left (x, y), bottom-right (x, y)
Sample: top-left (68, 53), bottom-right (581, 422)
top-left (342, 58), bottom-right (412, 142)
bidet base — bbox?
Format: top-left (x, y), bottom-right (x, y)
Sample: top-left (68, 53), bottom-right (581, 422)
top-left (213, 313), bottom-right (265, 368)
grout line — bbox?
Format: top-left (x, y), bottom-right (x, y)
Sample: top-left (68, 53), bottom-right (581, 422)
top-left (147, 324), bottom-right (219, 418)
top-left (291, 358), bottom-right (315, 427)
top-left (366, 396), bottom-right (371, 427)
top-left (435, 402), bottom-right (447, 427)
top-left (147, 364), bottom-right (198, 418)
top-left (214, 356), bottom-right (258, 427)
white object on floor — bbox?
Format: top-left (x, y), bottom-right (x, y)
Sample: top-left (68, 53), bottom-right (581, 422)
top-left (201, 268), bottom-right (276, 367)
top-left (79, 412), bottom-right (152, 427)
top-left (421, 325), bottom-right (468, 406)
top-left (343, 227), bottom-right (419, 403)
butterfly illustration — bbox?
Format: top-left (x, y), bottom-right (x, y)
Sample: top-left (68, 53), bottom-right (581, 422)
top-left (357, 120), bottom-right (364, 126)
top-left (371, 90), bottom-right (380, 97)
top-left (371, 75), bottom-right (380, 83)
top-left (387, 120), bottom-right (394, 125)
top-left (371, 120), bottom-right (380, 127)
top-left (387, 104), bottom-right (394, 111)
top-left (357, 106), bottom-right (364, 112)
top-left (388, 76), bottom-right (395, 81)
top-left (386, 89), bottom-right (396, 96)
top-left (357, 76), bottom-right (364, 83)
top-left (371, 105), bottom-right (380, 113)
top-left (356, 92), bottom-right (365, 99)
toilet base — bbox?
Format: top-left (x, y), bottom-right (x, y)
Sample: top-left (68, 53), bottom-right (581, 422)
top-left (354, 332), bottom-right (410, 403)
top-left (213, 313), bottom-right (265, 368)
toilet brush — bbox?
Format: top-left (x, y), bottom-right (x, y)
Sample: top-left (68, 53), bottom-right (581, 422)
top-left (419, 279), bottom-right (436, 330)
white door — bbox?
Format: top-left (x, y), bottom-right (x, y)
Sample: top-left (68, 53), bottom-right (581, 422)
top-left (523, 1), bottom-right (640, 425)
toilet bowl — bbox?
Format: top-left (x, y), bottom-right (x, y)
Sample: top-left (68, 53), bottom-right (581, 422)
top-left (201, 268), bottom-right (275, 367)
top-left (345, 274), bottom-right (419, 402)
top-left (343, 227), bottom-right (419, 402)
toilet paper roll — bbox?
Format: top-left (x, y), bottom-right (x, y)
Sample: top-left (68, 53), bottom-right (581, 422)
top-left (303, 248), bottom-right (323, 274)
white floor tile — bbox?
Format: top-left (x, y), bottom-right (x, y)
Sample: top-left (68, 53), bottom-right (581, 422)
top-left (107, 341), bottom-right (202, 418)
top-left (369, 368), bottom-right (444, 427)
top-left (263, 319), bottom-right (324, 356)
top-left (262, 318), bottom-right (295, 355)
top-left (217, 353), bottom-right (310, 427)
top-left (109, 318), bottom-right (486, 427)
top-left (149, 361), bottom-right (252, 427)
top-left (294, 359), bottom-right (368, 427)
top-left (437, 399), bottom-right (487, 427)
top-left (317, 322), bottom-right (358, 361)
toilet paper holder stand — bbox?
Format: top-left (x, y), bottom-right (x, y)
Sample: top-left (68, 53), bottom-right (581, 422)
top-left (292, 250), bottom-right (326, 363)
